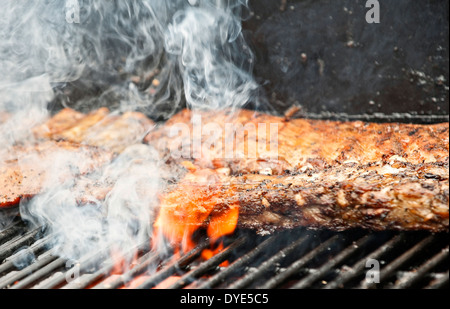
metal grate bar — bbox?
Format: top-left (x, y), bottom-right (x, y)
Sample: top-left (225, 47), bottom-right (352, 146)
top-left (1, 226), bottom-right (447, 289)
top-left (289, 234), bottom-right (373, 289)
top-left (194, 234), bottom-right (281, 289)
top-left (301, 112), bottom-right (450, 124)
top-left (393, 246), bottom-right (449, 289)
top-left (0, 251), bottom-right (57, 289)
top-left (0, 221), bottom-right (24, 246)
top-left (30, 243), bottom-right (116, 289)
top-left (258, 234), bottom-right (341, 289)
top-left (167, 237), bottom-right (247, 289)
top-left (0, 235), bottom-right (52, 276)
top-left (324, 233), bottom-right (405, 289)
top-left (10, 256), bottom-right (67, 289)
top-left (227, 233), bottom-right (312, 289)
top-left (135, 240), bottom-right (211, 289)
top-left (65, 260), bottom-right (118, 289)
top-left (34, 271), bottom-right (67, 289)
top-left (58, 242), bottom-right (149, 289)
top-left (0, 226), bottom-right (43, 262)
top-left (359, 234), bottom-right (436, 289)
top-left (425, 272), bottom-right (449, 289)
top-left (91, 251), bottom-right (160, 289)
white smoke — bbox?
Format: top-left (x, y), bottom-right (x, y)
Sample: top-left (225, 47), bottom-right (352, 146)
top-left (20, 144), bottom-right (161, 261)
top-left (165, 0), bottom-right (259, 110)
top-left (1, 0), bottom-right (261, 266)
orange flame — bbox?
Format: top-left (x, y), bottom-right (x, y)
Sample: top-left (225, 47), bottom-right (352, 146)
top-left (201, 242), bottom-right (229, 267)
top-left (154, 167), bottom-right (239, 259)
top-left (207, 204), bottom-right (239, 242)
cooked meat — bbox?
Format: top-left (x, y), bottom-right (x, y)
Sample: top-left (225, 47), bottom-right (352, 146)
top-left (49, 107), bottom-right (110, 143)
top-left (1, 108), bottom-right (155, 209)
top-left (36, 108), bottom-right (154, 153)
top-left (145, 109), bottom-right (449, 173)
top-left (33, 108), bottom-right (86, 139)
top-left (148, 109), bottom-right (449, 235)
top-left (157, 161), bottom-right (449, 236)
top-left (80, 111), bottom-right (155, 153)
top-left (3, 106), bottom-right (447, 236)
top-left (0, 140), bottom-right (114, 209)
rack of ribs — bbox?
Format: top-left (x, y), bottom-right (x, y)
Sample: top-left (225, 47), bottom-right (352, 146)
top-left (146, 108), bottom-right (449, 234)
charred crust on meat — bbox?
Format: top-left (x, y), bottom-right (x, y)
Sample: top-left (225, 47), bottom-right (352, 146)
top-left (408, 128), bottom-right (419, 136)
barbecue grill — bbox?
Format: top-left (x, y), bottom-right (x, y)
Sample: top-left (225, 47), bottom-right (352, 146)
top-left (1, 0), bottom-right (449, 293)
top-left (0, 217), bottom-right (448, 290)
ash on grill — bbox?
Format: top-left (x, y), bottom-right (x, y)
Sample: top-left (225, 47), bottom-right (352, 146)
top-left (0, 219), bottom-right (448, 289)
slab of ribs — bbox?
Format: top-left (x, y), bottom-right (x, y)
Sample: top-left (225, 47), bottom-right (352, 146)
top-left (1, 107), bottom-right (448, 234)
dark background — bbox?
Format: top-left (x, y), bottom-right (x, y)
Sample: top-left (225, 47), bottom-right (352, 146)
top-left (54, 0), bottom-right (449, 123)
top-left (242, 0), bottom-right (449, 122)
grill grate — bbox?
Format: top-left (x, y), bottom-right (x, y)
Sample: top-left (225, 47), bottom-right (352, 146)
top-left (0, 219), bottom-right (448, 289)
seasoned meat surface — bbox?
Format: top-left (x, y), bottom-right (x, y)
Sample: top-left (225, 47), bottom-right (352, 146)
top-left (157, 161), bottom-right (449, 235)
top-left (0, 141), bottom-right (114, 208)
top-left (2, 107), bottom-right (448, 234)
top-left (1, 108), bottom-right (154, 208)
top-left (145, 109), bottom-right (449, 174)
top-left (49, 107), bottom-right (110, 144)
top-left (148, 109), bottom-right (449, 234)
top-left (36, 108), bottom-right (154, 153)
top-left (80, 111), bottom-right (154, 153)
top-left (33, 108), bottom-right (87, 139)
